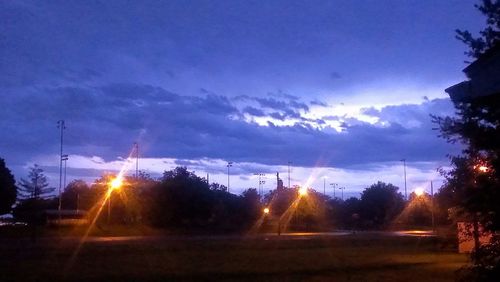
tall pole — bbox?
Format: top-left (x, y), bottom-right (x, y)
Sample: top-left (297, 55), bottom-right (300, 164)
top-left (339, 187), bottom-right (345, 201)
top-left (134, 142), bottom-right (139, 178)
top-left (287, 161), bottom-right (291, 188)
top-left (323, 178), bottom-right (326, 196)
top-left (62, 154), bottom-right (69, 192)
top-left (227, 162), bottom-right (233, 193)
top-left (401, 159), bottom-right (407, 201)
top-left (254, 173), bottom-right (265, 196)
top-left (107, 193), bottom-right (111, 224)
top-left (431, 181), bottom-right (435, 231)
top-left (330, 183), bottom-right (337, 198)
top-left (57, 120), bottom-right (65, 214)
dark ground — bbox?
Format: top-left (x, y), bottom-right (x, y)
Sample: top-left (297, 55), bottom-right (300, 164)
top-left (0, 229), bottom-right (467, 282)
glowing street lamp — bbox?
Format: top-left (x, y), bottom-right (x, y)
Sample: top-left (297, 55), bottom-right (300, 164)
top-left (414, 187), bottom-right (424, 197)
top-left (298, 187), bottom-right (308, 196)
top-left (263, 207), bottom-right (270, 214)
top-left (110, 178), bottom-right (123, 190)
top-left (107, 177), bottom-right (123, 223)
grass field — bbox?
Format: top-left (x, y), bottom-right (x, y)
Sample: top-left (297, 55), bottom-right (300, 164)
top-left (0, 231), bottom-right (467, 281)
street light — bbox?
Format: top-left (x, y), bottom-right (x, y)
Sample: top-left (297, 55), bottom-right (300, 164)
top-left (110, 178), bottom-right (123, 190)
top-left (57, 120), bottom-right (66, 214)
top-left (227, 162), bottom-right (233, 193)
top-left (287, 161), bottom-right (292, 189)
top-left (322, 176), bottom-right (328, 196)
top-left (401, 159), bottom-right (407, 201)
top-left (330, 183), bottom-right (338, 198)
top-left (62, 154), bottom-right (69, 188)
top-left (298, 186), bottom-right (308, 196)
top-left (254, 173), bottom-right (265, 196)
top-left (414, 187), bottom-right (424, 197)
top-left (263, 207), bottom-right (270, 214)
top-left (107, 177), bottom-right (123, 223)
top-left (338, 187), bottom-right (346, 201)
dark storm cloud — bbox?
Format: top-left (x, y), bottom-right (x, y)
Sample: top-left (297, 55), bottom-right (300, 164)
top-left (2, 0), bottom-right (483, 97)
top-left (0, 82), bottom-right (458, 172)
top-left (310, 99), bottom-right (329, 107)
top-left (0, 0), bottom-right (478, 180)
top-left (242, 106), bottom-right (266, 117)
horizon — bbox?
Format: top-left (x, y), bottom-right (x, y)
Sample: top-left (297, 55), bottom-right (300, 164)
top-left (1, 0), bottom-right (485, 196)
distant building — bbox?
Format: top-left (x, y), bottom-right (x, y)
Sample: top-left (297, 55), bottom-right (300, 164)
top-left (445, 45), bottom-right (500, 102)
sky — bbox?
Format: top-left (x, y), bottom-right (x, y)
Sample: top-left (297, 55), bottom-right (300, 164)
top-left (0, 0), bottom-right (486, 198)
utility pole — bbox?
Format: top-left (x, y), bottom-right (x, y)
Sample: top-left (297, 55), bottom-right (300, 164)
top-left (57, 120), bottom-right (66, 214)
top-left (339, 187), bottom-right (346, 201)
top-left (330, 183), bottom-right (337, 198)
top-left (134, 142), bottom-right (139, 178)
top-left (323, 178), bottom-right (326, 196)
top-left (227, 162), bottom-right (233, 193)
top-left (254, 173), bottom-right (265, 196)
top-left (62, 154), bottom-right (69, 191)
top-left (401, 159), bottom-right (407, 201)
top-left (431, 181), bottom-right (435, 231)
top-left (287, 161), bottom-right (291, 189)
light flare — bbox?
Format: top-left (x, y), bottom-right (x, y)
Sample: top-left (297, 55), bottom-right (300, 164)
top-left (414, 187), bottom-right (424, 196)
top-left (298, 187), bottom-right (308, 196)
top-left (64, 144), bottom-right (138, 274)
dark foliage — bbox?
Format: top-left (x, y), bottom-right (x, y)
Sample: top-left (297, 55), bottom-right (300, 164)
top-left (17, 164), bottom-right (54, 200)
top-left (61, 179), bottom-right (92, 210)
top-left (146, 167), bottom-right (260, 232)
top-left (456, 0), bottom-right (500, 58)
top-left (0, 158), bottom-right (17, 215)
top-left (359, 182), bottom-right (405, 229)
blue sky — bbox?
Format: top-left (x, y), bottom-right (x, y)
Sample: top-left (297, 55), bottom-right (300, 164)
top-left (0, 0), bottom-right (486, 198)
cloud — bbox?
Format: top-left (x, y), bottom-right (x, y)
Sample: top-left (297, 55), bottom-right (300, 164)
top-left (0, 83), bottom-right (459, 174)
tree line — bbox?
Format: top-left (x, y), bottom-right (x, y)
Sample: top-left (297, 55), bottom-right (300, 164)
top-left (2, 160), bottom-right (456, 233)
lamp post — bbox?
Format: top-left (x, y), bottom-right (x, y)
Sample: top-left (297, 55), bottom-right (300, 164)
top-left (287, 161), bottom-right (291, 189)
top-left (108, 177), bottom-right (122, 224)
top-left (254, 173), bottom-right (265, 196)
top-left (338, 186), bottom-right (346, 201)
top-left (330, 183), bottom-right (337, 198)
top-left (430, 181), bottom-right (435, 232)
top-left (134, 142), bottom-right (139, 178)
top-left (227, 162), bottom-right (233, 193)
top-left (323, 177), bottom-right (327, 196)
top-left (401, 159), bottom-right (407, 201)
top-left (57, 120), bottom-right (66, 215)
top-left (62, 154), bottom-right (69, 190)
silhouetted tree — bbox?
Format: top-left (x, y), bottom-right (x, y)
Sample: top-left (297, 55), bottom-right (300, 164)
top-left (328, 197), bottom-right (362, 230)
top-left (456, 0), bottom-right (499, 58)
top-left (17, 164), bottom-right (54, 200)
top-left (433, 0), bottom-right (500, 233)
top-left (13, 165), bottom-right (55, 228)
top-left (241, 188), bottom-right (261, 219)
top-left (61, 179), bottom-right (90, 210)
top-left (436, 2), bottom-right (500, 280)
top-left (148, 167), bottom-right (216, 229)
top-left (359, 182), bottom-right (405, 229)
top-left (0, 158), bottom-right (17, 215)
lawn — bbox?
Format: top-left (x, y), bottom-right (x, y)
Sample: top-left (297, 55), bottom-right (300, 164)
top-left (0, 231), bottom-right (467, 281)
